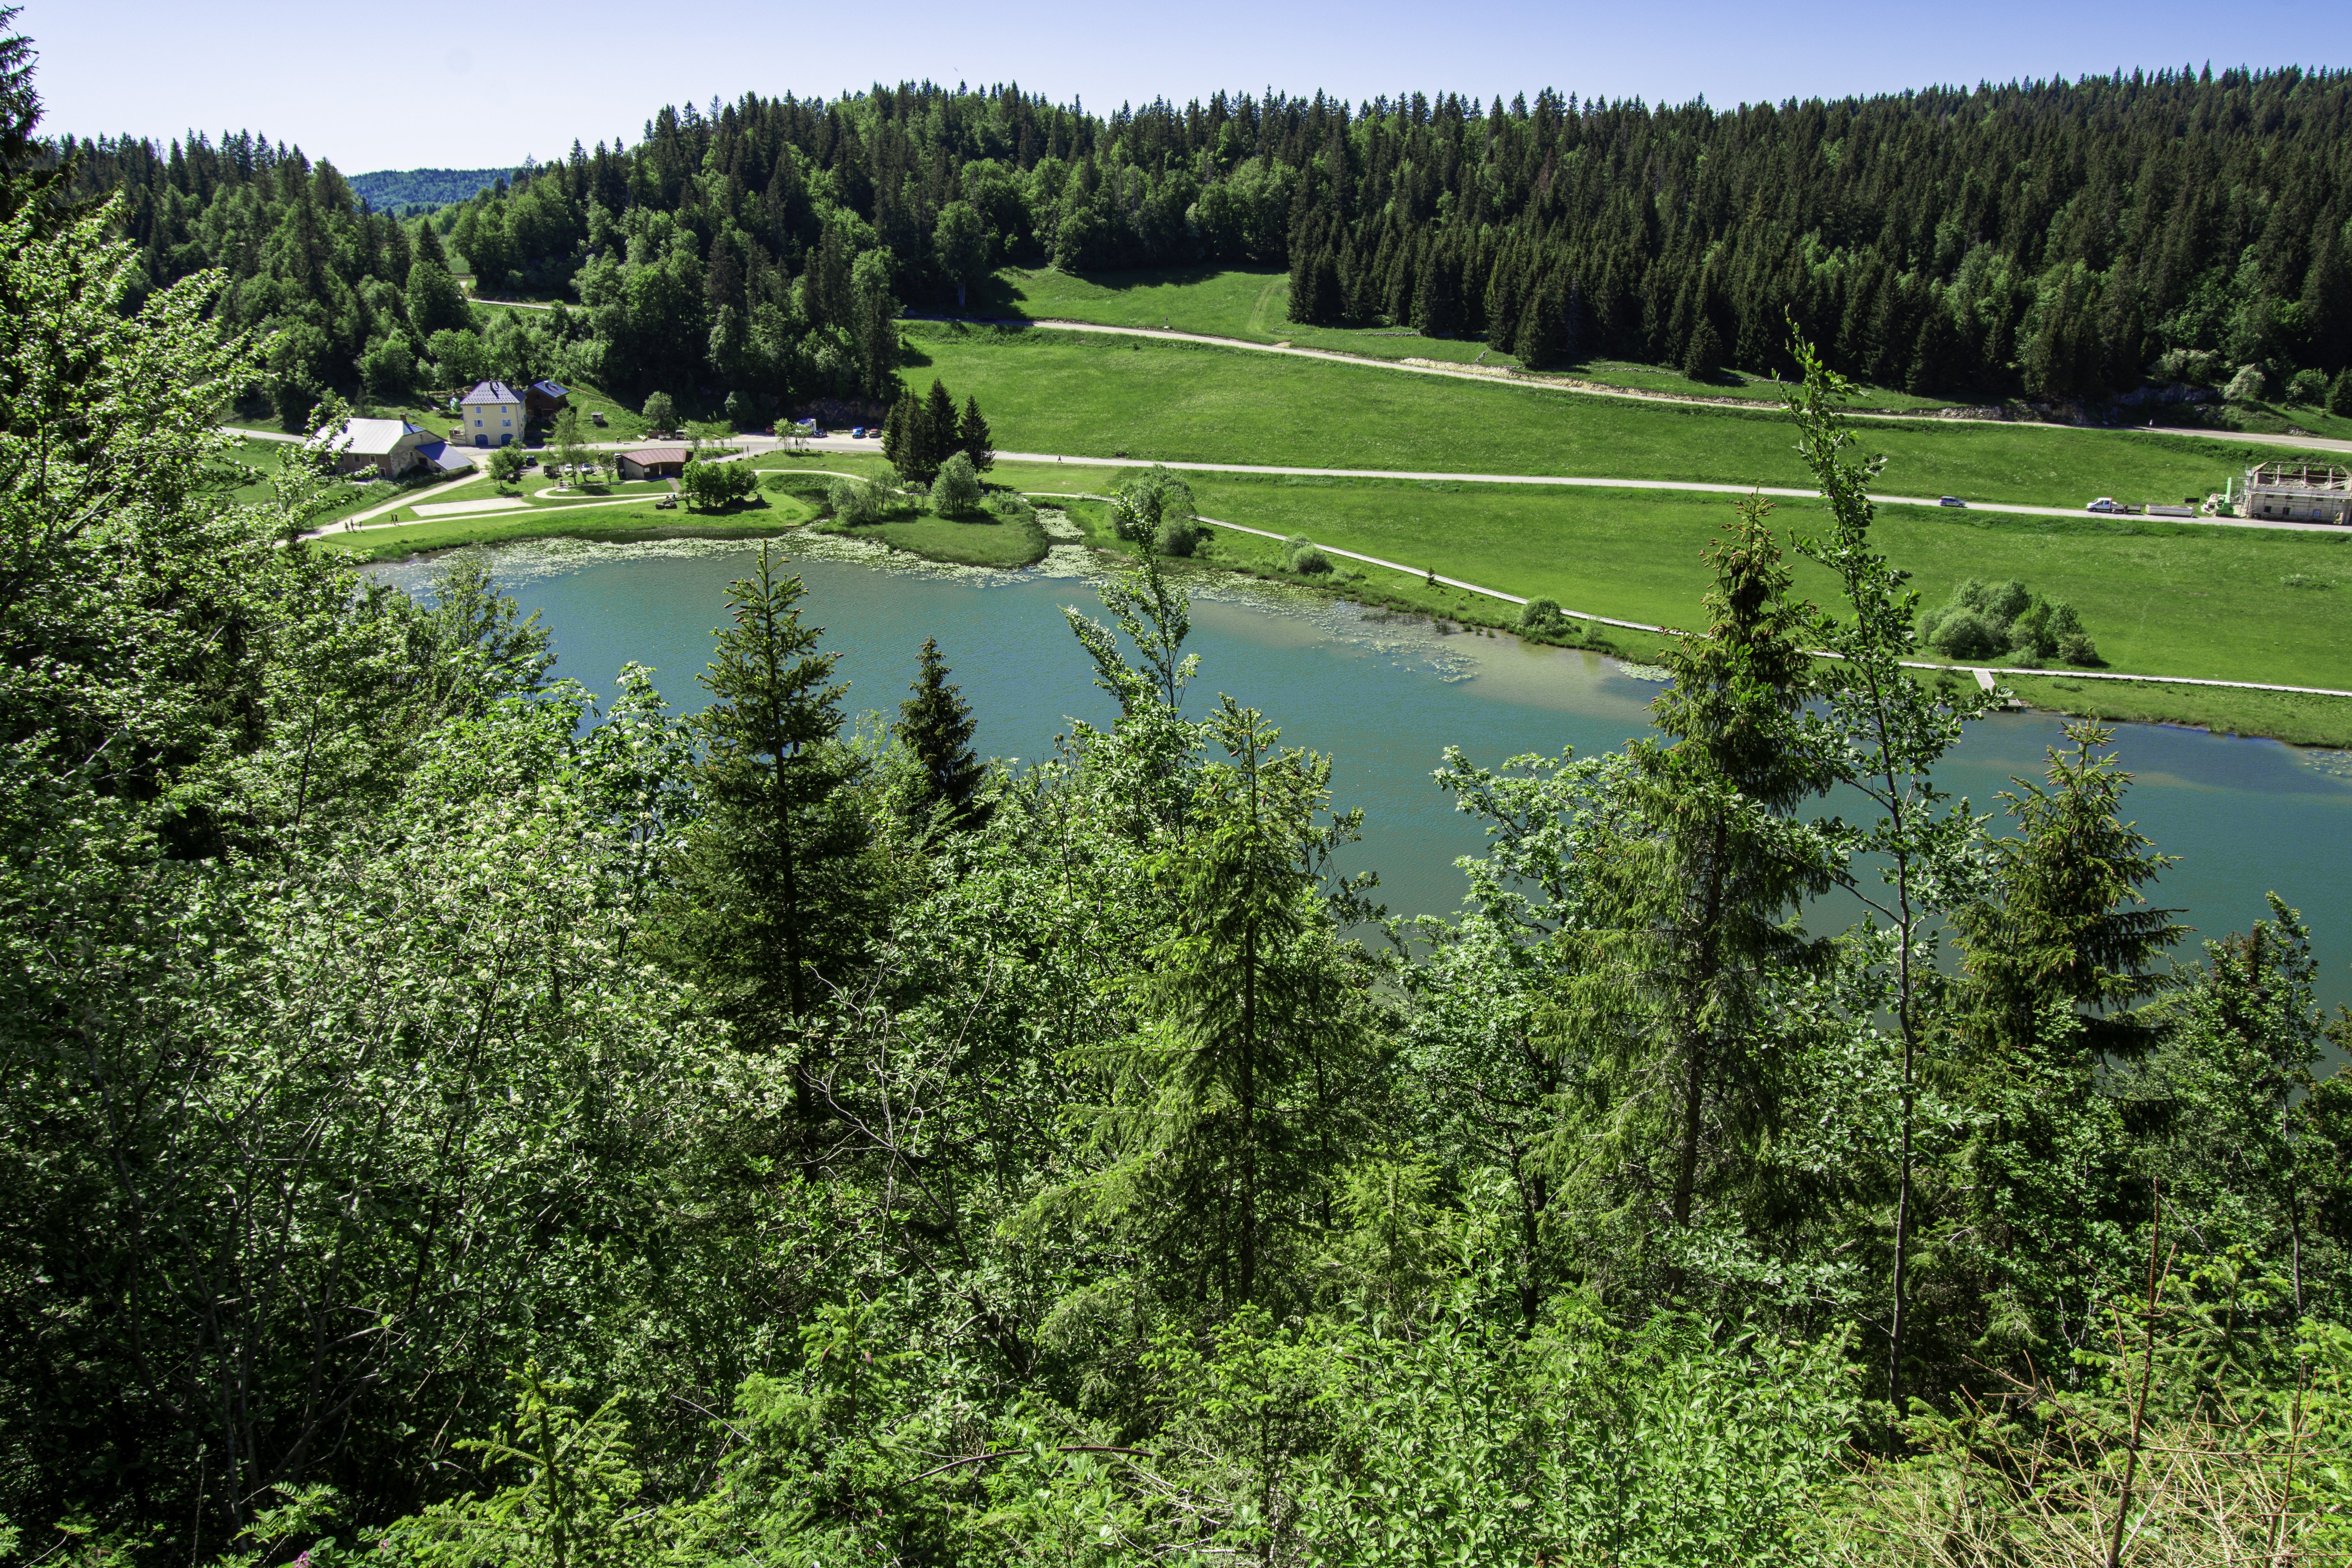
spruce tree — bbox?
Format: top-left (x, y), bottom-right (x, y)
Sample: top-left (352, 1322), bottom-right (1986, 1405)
top-left (657, 546), bottom-right (872, 1106)
top-left (882, 386), bottom-right (934, 484)
top-left (921, 378), bottom-right (959, 477)
top-left (1681, 316), bottom-right (1724, 382)
top-left (1934, 722), bottom-right (2189, 1376)
top-left (897, 637), bottom-right (989, 830)
top-left (1580, 494), bottom-right (1836, 1247)
top-left (1100, 698), bottom-right (1369, 1310)
top-left (957, 394), bottom-right (993, 472)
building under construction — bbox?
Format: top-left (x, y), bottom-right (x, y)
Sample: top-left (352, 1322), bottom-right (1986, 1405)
top-left (2239, 460), bottom-right (2352, 524)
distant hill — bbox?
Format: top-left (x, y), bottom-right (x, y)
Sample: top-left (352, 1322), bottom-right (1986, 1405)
top-left (346, 167), bottom-right (521, 213)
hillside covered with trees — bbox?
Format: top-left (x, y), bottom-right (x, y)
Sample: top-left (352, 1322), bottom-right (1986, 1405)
top-left (53, 61), bottom-right (2352, 426)
top-left (9, 16), bottom-right (2352, 1562)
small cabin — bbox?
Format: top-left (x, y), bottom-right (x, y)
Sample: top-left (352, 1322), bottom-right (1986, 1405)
top-left (616, 445), bottom-right (689, 481)
top-left (525, 379), bottom-right (570, 419)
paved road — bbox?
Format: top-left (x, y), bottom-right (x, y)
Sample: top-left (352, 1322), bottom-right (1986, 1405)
top-left (995, 450), bottom-right (2345, 535)
top-left (229, 426), bottom-right (2337, 536)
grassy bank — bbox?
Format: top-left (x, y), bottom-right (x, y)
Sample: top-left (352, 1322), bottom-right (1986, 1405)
top-left (990, 459), bottom-right (2352, 745)
top-left (311, 495), bottom-right (816, 563)
top-left (906, 325), bottom-right (2273, 508)
top-left (827, 511), bottom-right (1050, 568)
top-left (2001, 675), bottom-right (2352, 748)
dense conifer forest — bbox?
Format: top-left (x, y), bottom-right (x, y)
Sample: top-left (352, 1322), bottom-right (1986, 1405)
top-left (8, 15), bottom-right (2352, 1563)
top-left (54, 59), bottom-right (2352, 422)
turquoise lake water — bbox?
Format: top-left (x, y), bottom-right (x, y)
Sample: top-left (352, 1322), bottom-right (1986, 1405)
top-left (375, 535), bottom-right (2352, 1009)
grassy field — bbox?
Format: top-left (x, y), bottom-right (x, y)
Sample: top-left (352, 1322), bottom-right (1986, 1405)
top-left (965, 267), bottom-right (1946, 407)
top-left (2002, 675), bottom-right (2352, 747)
top-left (216, 437), bottom-right (482, 529)
top-left (906, 326), bottom-right (2273, 508)
top-left (830, 512), bottom-right (1049, 568)
top-left (984, 457), bottom-right (2352, 742)
top-left (1147, 473), bottom-right (2352, 691)
top-left (311, 495), bottom-right (815, 563)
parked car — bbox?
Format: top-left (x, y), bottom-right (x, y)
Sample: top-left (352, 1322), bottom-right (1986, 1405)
top-left (2086, 496), bottom-right (2123, 513)
top-left (1938, 495), bottom-right (1965, 507)
top-left (850, 426), bottom-right (867, 438)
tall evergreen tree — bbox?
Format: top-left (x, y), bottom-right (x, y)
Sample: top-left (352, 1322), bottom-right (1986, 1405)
top-left (897, 637), bottom-right (989, 830)
top-left (1093, 698), bottom-right (1369, 1310)
top-left (1577, 495), bottom-right (1837, 1251)
top-left (957, 393), bottom-right (993, 472)
top-left (658, 547), bottom-right (871, 1100)
top-left (921, 377), bottom-right (958, 476)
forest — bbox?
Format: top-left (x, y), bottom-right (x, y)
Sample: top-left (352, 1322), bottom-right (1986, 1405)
top-left (7, 17), bottom-right (2352, 1565)
top-left (51, 57), bottom-right (2352, 425)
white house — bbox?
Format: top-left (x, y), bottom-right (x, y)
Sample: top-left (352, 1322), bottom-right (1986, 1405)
top-left (307, 416), bottom-right (433, 476)
top-left (461, 379), bottom-right (524, 447)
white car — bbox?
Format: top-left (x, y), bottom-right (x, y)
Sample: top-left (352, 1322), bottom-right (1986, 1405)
top-left (2086, 496), bottom-right (2124, 513)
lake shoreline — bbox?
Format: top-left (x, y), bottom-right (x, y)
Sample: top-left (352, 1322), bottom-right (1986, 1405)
top-left (325, 502), bottom-right (2352, 751)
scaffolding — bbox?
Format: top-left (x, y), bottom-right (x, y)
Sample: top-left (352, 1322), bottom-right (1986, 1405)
top-left (2241, 460), bottom-right (2352, 525)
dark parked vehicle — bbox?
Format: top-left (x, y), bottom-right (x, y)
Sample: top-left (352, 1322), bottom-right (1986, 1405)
top-left (1938, 495), bottom-right (1965, 507)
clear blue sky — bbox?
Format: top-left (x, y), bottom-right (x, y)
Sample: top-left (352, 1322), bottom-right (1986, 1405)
top-left (25, 0), bottom-right (2352, 174)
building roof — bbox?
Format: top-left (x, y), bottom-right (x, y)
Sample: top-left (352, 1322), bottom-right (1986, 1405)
top-left (413, 440), bottom-right (468, 472)
top-left (306, 416), bottom-right (425, 456)
top-left (464, 380), bottom-right (522, 405)
top-left (529, 379), bottom-right (568, 397)
top-left (617, 446), bottom-right (691, 465)
top-left (2246, 460), bottom-right (2350, 492)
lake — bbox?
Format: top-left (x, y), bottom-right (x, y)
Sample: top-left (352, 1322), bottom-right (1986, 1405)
top-left (373, 534), bottom-right (2352, 1010)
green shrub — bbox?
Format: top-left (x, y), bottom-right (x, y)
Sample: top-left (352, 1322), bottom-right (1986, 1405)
top-left (1289, 542), bottom-right (1332, 575)
top-left (1926, 607), bottom-right (2004, 660)
top-left (1155, 515), bottom-right (1201, 557)
top-left (828, 475), bottom-right (883, 524)
top-left (2225, 363), bottom-right (2269, 403)
top-left (2287, 367), bottom-right (2330, 406)
top-left (1520, 595), bottom-right (1563, 631)
top-left (679, 456), bottom-right (756, 511)
top-left (987, 490), bottom-right (1036, 522)
top-left (932, 451), bottom-right (983, 515)
top-left (1922, 578), bottom-right (2092, 665)
top-left (2057, 630), bottom-right (2099, 665)
top-left (2330, 368), bottom-right (2352, 417)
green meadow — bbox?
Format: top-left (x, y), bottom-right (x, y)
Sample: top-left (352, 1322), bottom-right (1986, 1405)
top-left (905, 325), bottom-right (2272, 508)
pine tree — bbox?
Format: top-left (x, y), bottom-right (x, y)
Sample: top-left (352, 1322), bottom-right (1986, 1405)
top-left (657, 547), bottom-right (872, 1105)
top-left (1098, 698), bottom-right (1369, 1310)
top-left (1934, 722), bottom-right (2190, 1375)
top-left (921, 379), bottom-right (958, 476)
top-left (957, 394), bottom-right (993, 472)
top-left (1681, 316), bottom-right (1724, 382)
top-left (1580, 494), bottom-right (1836, 1247)
top-left (897, 637), bottom-right (989, 830)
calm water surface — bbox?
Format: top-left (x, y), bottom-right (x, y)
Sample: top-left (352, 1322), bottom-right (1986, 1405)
top-left (375, 537), bottom-right (2352, 1009)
